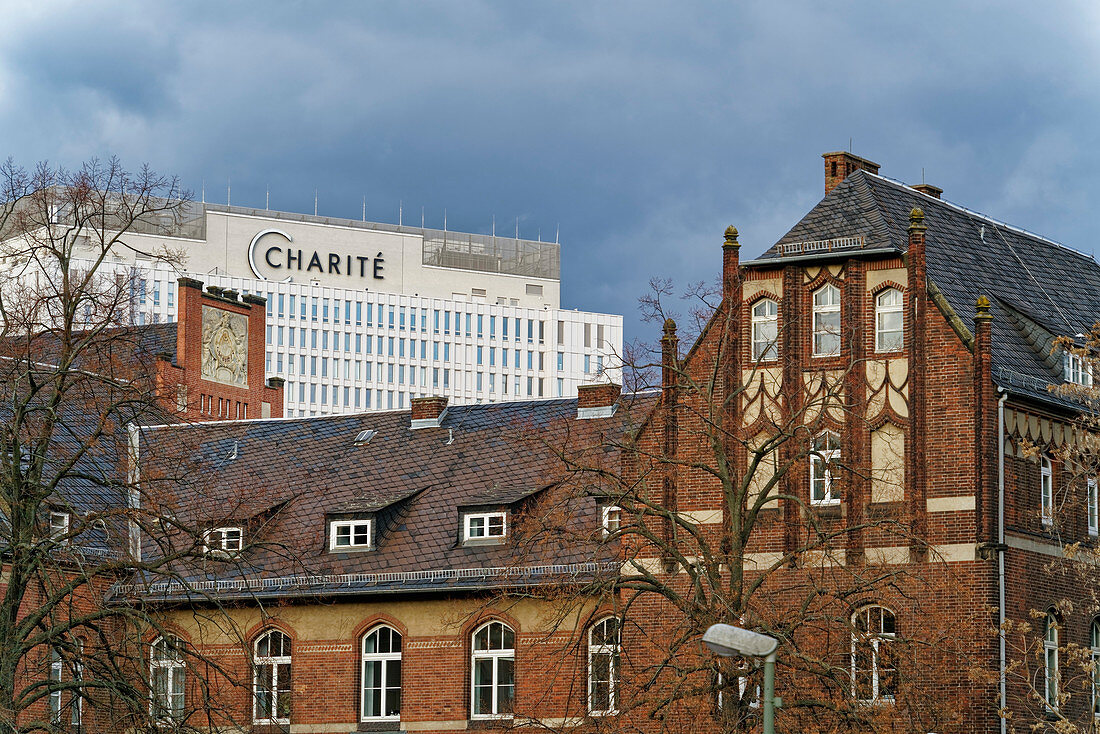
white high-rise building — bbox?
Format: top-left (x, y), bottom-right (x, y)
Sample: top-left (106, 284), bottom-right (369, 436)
top-left (61, 202), bottom-right (622, 416)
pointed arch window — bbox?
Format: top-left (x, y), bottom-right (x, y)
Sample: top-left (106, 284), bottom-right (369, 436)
top-left (471, 621), bottom-right (515, 718)
top-left (751, 299), bottom-right (778, 361)
top-left (361, 626), bottom-right (401, 721)
top-left (588, 618), bottom-right (620, 715)
top-left (851, 605), bottom-right (896, 703)
top-left (253, 629), bottom-right (292, 724)
top-left (1044, 612), bottom-right (1059, 710)
top-left (810, 431), bottom-right (841, 505)
top-left (812, 284), bottom-right (841, 357)
top-left (875, 288), bottom-right (904, 352)
top-left (151, 635), bottom-right (186, 723)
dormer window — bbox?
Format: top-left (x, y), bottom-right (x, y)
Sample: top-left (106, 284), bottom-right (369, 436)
top-left (1065, 352), bottom-right (1093, 386)
top-left (601, 505), bottom-right (622, 537)
top-left (49, 512), bottom-right (70, 542)
top-left (204, 526), bottom-right (243, 555)
top-left (464, 512), bottom-right (507, 543)
top-left (329, 519), bottom-right (373, 551)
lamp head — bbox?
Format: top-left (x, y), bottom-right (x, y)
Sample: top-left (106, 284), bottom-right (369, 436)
top-left (703, 623), bottom-right (778, 658)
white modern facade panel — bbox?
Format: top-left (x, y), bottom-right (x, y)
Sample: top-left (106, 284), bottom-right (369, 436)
top-left (57, 203), bottom-right (622, 416)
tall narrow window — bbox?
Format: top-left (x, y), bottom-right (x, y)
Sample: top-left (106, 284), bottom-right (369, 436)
top-left (875, 288), bottom-right (904, 352)
top-left (471, 622), bottom-right (515, 718)
top-left (1092, 619), bottom-right (1100, 719)
top-left (810, 431), bottom-right (841, 505)
top-left (49, 647), bottom-right (63, 725)
top-left (254, 630), bottom-right (292, 724)
top-left (812, 284), bottom-right (841, 357)
top-left (751, 299), bottom-right (778, 361)
top-left (1040, 457), bottom-right (1053, 525)
top-left (50, 641), bottom-right (83, 727)
top-left (851, 605), bottom-right (896, 703)
top-left (361, 626), bottom-right (401, 721)
top-left (151, 635), bottom-right (186, 723)
top-left (1044, 612), bottom-right (1059, 710)
top-left (588, 618), bottom-right (620, 715)
top-left (1089, 478), bottom-right (1098, 536)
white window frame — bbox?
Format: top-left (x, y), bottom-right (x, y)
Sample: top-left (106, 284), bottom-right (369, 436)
top-left (470, 621), bottom-right (515, 719)
top-left (49, 511), bottom-right (70, 542)
top-left (361, 625), bottom-right (401, 722)
top-left (1089, 478), bottom-right (1098, 537)
top-left (1065, 351), bottom-right (1094, 386)
top-left (329, 519), bottom-right (373, 551)
top-left (588, 617), bottom-right (620, 716)
top-left (601, 505), bottom-right (621, 538)
top-left (253, 630), bottom-right (292, 725)
top-left (150, 635), bottom-right (186, 723)
top-left (464, 512), bottom-right (507, 543)
top-left (874, 288), bottom-right (904, 353)
top-left (812, 284), bottom-right (841, 357)
top-left (750, 299), bottom-right (778, 361)
top-left (810, 431), bottom-right (840, 506)
top-left (1044, 613), bottom-right (1059, 711)
top-left (49, 647), bottom-right (63, 725)
top-left (1040, 457), bottom-right (1053, 526)
top-left (203, 526), bottom-right (243, 555)
top-left (851, 605), bottom-right (896, 704)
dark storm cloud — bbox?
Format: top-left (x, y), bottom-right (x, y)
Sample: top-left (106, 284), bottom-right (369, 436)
top-left (2, 1), bottom-right (1099, 342)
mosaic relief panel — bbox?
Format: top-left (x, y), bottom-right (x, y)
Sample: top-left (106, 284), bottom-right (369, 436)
top-left (201, 306), bottom-right (248, 387)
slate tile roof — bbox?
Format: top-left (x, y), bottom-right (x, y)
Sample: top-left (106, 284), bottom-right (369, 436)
top-left (750, 169), bottom-right (1100, 409)
top-left (132, 393), bottom-right (656, 601)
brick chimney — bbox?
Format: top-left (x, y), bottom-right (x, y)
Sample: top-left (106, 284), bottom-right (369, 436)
top-left (823, 152), bottom-right (880, 194)
top-left (410, 396), bottom-right (448, 429)
top-left (577, 382), bottom-right (621, 420)
top-left (911, 183), bottom-right (942, 199)
top-left (167, 278), bottom-right (283, 421)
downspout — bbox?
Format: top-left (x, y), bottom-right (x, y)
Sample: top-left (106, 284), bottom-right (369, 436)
top-left (997, 387), bottom-right (1008, 734)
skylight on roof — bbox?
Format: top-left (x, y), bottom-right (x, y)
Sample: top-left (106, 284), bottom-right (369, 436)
top-left (354, 429), bottom-right (378, 446)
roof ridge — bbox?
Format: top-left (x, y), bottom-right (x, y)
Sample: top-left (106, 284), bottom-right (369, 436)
top-left (865, 171), bottom-right (1095, 262)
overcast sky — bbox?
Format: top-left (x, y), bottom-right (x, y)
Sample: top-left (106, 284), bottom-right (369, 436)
top-left (3, 1), bottom-right (1099, 342)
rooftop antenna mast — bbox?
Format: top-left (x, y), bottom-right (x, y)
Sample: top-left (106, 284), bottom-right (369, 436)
top-left (515, 217), bottom-right (519, 241)
top-left (492, 215), bottom-right (496, 238)
top-left (266, 186), bottom-right (270, 210)
top-left (227, 178), bottom-right (231, 206)
top-left (314, 189), bottom-right (318, 216)
top-left (421, 206), bottom-right (425, 229)
top-left (444, 208), bottom-right (448, 233)
top-left (201, 180), bottom-right (205, 204)
top-left (555, 223), bottom-right (559, 244)
top-left (399, 201), bottom-right (403, 227)
top-left (362, 196), bottom-right (366, 222)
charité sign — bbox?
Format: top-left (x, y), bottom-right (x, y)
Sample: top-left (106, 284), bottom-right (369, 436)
top-left (247, 229), bottom-right (386, 282)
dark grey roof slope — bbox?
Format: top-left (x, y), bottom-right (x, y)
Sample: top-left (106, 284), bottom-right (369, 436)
top-left (750, 169), bottom-right (1100, 409)
top-left (132, 394), bottom-right (654, 601)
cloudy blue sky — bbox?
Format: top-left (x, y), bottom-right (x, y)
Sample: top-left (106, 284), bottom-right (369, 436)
top-left (2, 1), bottom-right (1099, 342)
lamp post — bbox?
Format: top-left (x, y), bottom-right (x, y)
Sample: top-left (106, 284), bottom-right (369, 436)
top-left (703, 623), bottom-right (780, 734)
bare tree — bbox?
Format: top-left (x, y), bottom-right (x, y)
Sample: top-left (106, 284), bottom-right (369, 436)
top-left (504, 269), bottom-right (988, 734)
top-left (0, 158), bottom-right (256, 733)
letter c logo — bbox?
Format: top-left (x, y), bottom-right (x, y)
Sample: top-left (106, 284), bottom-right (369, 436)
top-left (248, 229), bottom-right (293, 282)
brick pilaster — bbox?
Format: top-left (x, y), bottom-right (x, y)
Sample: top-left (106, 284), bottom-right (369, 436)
top-left (906, 208), bottom-right (929, 558)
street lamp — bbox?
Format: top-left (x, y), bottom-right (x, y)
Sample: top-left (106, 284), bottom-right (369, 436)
top-left (703, 623), bottom-right (780, 734)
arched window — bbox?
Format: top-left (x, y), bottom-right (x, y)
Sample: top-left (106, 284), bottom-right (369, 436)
top-left (588, 618), bottom-right (620, 715)
top-left (875, 288), bottom-right (904, 352)
top-left (253, 629), bottom-right (292, 724)
top-left (1040, 457), bottom-right (1053, 525)
top-left (812, 284), bottom-right (841, 357)
top-left (1044, 612), bottom-right (1059, 710)
top-left (471, 621), bottom-right (515, 718)
top-left (810, 431), bottom-right (841, 505)
top-left (851, 605), bottom-right (896, 703)
top-left (151, 635), bottom-right (186, 723)
top-left (1090, 619), bottom-right (1100, 718)
top-left (361, 626), bottom-right (401, 721)
top-left (751, 299), bottom-right (778, 361)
